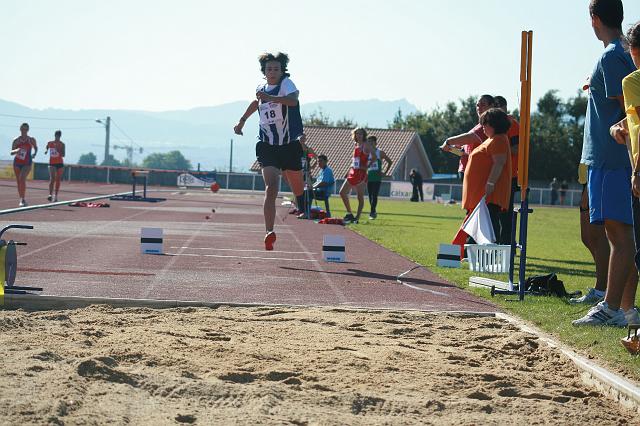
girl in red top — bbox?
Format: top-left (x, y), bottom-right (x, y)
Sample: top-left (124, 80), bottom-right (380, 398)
top-left (339, 127), bottom-right (375, 223)
top-left (11, 123), bottom-right (38, 207)
top-left (45, 130), bottom-right (66, 202)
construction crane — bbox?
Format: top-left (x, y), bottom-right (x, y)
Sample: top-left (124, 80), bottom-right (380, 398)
top-left (113, 144), bottom-right (144, 165)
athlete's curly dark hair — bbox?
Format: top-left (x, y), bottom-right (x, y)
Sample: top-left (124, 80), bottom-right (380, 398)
top-left (627, 21), bottom-right (640, 51)
top-left (259, 52), bottom-right (291, 78)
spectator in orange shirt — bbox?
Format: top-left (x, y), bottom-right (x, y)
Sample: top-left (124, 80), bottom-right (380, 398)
top-left (461, 108), bottom-right (512, 243)
top-left (494, 96), bottom-right (520, 244)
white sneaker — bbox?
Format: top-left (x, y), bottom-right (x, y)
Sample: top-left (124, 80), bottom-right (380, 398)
top-left (624, 307), bottom-right (640, 326)
top-left (572, 301), bottom-right (627, 327)
top-left (569, 288), bottom-right (605, 305)
top-left (18, 199), bottom-right (26, 207)
top-left (53, 195), bottom-right (58, 202)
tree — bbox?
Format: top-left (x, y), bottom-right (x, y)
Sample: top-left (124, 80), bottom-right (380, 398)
top-left (389, 91), bottom-right (588, 182)
top-left (389, 96), bottom-right (478, 174)
top-left (303, 108), bottom-right (357, 128)
top-left (78, 152), bottom-right (97, 165)
top-left (142, 151), bottom-right (192, 170)
top-left (101, 154), bottom-right (121, 167)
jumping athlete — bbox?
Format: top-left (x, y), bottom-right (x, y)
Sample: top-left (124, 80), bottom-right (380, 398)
top-left (366, 135), bottom-right (392, 219)
top-left (45, 130), bottom-right (65, 202)
top-left (340, 128), bottom-right (374, 223)
top-left (234, 52), bottom-right (305, 250)
top-left (11, 123), bottom-right (37, 207)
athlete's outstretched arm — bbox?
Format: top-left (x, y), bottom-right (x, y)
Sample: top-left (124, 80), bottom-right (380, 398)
top-left (256, 91), bottom-right (299, 107)
top-left (234, 100), bottom-right (259, 135)
top-left (380, 150), bottom-right (393, 174)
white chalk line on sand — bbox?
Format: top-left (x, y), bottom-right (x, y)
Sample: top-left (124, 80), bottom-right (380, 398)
top-left (169, 246), bottom-right (317, 255)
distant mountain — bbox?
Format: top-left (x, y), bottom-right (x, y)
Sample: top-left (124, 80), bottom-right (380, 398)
top-left (0, 98), bottom-right (418, 171)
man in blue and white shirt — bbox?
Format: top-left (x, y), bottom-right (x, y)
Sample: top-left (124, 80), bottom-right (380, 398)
top-left (234, 52), bottom-right (305, 251)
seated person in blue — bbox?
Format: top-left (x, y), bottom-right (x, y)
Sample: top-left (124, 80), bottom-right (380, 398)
top-left (313, 154), bottom-right (335, 200)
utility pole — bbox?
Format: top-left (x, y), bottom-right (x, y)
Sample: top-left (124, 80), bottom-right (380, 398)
top-left (104, 116), bottom-right (111, 163)
top-left (96, 116), bottom-right (111, 164)
top-left (229, 138), bottom-right (233, 173)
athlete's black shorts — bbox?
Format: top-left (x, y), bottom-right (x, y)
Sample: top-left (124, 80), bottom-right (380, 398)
top-left (50, 163), bottom-right (64, 169)
top-left (256, 141), bottom-right (303, 171)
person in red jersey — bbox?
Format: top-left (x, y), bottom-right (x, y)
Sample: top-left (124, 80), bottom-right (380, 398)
top-left (340, 127), bottom-right (375, 224)
top-left (45, 130), bottom-right (66, 202)
top-left (11, 123), bottom-right (38, 207)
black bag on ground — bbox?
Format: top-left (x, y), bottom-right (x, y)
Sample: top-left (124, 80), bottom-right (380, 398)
top-left (524, 273), bottom-right (580, 298)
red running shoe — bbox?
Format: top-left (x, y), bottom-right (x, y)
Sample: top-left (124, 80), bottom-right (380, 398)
top-left (264, 231), bottom-right (276, 251)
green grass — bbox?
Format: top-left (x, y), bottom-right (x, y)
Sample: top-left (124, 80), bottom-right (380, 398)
top-left (329, 198), bottom-right (640, 382)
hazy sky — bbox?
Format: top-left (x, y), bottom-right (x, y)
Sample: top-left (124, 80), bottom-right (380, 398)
top-left (2, 0), bottom-right (640, 113)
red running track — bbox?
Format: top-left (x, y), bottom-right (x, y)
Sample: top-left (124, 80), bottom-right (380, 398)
top-left (0, 179), bottom-right (497, 312)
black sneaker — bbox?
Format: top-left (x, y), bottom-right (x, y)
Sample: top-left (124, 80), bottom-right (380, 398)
top-left (343, 213), bottom-right (355, 223)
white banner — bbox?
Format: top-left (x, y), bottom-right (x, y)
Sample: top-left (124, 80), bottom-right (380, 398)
top-left (177, 173), bottom-right (216, 188)
top-left (389, 181), bottom-right (434, 200)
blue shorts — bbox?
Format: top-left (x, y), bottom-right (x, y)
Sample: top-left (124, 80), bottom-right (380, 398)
top-left (588, 166), bottom-right (633, 225)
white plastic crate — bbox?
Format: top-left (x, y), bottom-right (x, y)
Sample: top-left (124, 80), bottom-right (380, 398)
top-left (464, 244), bottom-right (511, 273)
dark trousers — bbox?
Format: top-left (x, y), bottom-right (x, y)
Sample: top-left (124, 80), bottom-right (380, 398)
top-left (367, 181), bottom-right (381, 213)
top-left (498, 177), bottom-right (519, 245)
top-left (411, 183), bottom-right (423, 202)
top-left (466, 203), bottom-right (502, 245)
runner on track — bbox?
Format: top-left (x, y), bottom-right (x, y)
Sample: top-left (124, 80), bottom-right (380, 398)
top-left (45, 130), bottom-right (66, 202)
top-left (11, 123), bottom-right (37, 207)
top-left (234, 52), bottom-right (306, 250)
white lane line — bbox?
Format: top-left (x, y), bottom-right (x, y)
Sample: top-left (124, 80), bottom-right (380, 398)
top-left (396, 265), bottom-right (450, 296)
top-left (165, 252), bottom-right (317, 262)
top-left (289, 228), bottom-right (348, 303)
top-left (398, 281), bottom-right (449, 297)
top-left (0, 191), bottom-right (131, 216)
top-left (142, 222), bottom-right (207, 299)
top-left (169, 246), bottom-right (317, 255)
top-left (18, 209), bottom-right (150, 259)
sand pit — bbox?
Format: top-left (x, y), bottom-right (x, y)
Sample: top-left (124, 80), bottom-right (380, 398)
top-left (0, 305), bottom-right (636, 424)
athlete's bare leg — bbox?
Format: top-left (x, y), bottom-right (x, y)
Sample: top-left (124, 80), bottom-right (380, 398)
top-left (340, 181), bottom-right (353, 214)
top-left (20, 166), bottom-right (31, 200)
top-left (282, 169), bottom-right (304, 197)
top-left (355, 182), bottom-right (366, 220)
top-left (262, 166), bottom-right (280, 232)
top-left (13, 166), bottom-right (23, 199)
top-left (48, 166), bottom-right (55, 196)
top-left (55, 167), bottom-right (64, 195)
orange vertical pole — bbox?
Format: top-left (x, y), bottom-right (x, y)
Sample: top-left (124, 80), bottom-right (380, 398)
top-left (518, 31), bottom-right (533, 195)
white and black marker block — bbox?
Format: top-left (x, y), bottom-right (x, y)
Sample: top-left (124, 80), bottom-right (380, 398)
top-left (141, 228), bottom-right (163, 255)
top-left (437, 243), bottom-right (461, 268)
top-left (322, 235), bottom-right (346, 263)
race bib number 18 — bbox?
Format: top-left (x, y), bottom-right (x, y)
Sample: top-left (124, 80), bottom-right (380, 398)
top-left (259, 102), bottom-right (284, 125)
